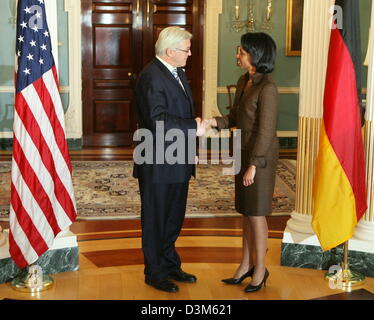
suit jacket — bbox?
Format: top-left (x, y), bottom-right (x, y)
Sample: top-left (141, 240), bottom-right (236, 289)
top-left (215, 72), bottom-right (278, 169)
top-left (133, 58), bottom-right (197, 184)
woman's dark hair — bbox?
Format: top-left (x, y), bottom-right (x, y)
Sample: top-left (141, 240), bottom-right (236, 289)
top-left (241, 32), bottom-right (276, 73)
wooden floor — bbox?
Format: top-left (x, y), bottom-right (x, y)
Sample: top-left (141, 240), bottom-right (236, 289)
top-left (1, 236), bottom-right (374, 300)
top-left (1, 147), bottom-right (374, 300)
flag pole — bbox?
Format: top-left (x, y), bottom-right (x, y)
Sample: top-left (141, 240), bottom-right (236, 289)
top-left (325, 241), bottom-right (365, 291)
top-left (11, 264), bottom-right (54, 293)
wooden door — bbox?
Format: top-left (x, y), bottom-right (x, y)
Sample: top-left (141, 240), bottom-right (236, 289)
top-left (81, 0), bottom-right (204, 147)
top-left (142, 0), bottom-right (204, 118)
top-left (81, 0), bottom-right (141, 146)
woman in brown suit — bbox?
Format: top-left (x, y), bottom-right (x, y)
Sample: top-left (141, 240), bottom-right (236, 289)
top-left (208, 32), bottom-right (278, 293)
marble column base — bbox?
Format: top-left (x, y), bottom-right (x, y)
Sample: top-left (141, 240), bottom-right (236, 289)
top-left (281, 242), bottom-right (374, 278)
top-left (282, 213), bottom-right (374, 278)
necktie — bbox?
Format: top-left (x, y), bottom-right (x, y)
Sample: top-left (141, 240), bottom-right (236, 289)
top-left (172, 68), bottom-right (185, 92)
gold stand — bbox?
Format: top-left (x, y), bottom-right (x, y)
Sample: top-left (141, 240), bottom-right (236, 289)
top-left (325, 241), bottom-right (365, 292)
top-left (10, 265), bottom-right (54, 293)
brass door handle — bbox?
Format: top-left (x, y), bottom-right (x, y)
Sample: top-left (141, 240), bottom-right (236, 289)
top-left (128, 72), bottom-right (137, 80)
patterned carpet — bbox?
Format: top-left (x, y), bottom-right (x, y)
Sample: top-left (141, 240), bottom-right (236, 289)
top-left (0, 160), bottom-right (296, 220)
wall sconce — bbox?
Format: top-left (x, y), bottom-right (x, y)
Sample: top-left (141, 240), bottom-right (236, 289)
top-left (230, 0), bottom-right (273, 33)
top-left (261, 0), bottom-right (273, 31)
top-left (230, 0), bottom-right (246, 32)
top-left (246, 1), bottom-right (256, 32)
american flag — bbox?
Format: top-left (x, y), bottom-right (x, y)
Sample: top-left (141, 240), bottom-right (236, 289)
top-left (11, 0), bottom-right (77, 269)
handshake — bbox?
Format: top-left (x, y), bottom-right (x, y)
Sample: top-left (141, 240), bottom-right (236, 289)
top-left (195, 117), bottom-right (217, 137)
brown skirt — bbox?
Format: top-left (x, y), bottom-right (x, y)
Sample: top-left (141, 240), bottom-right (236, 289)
top-left (234, 148), bottom-right (278, 216)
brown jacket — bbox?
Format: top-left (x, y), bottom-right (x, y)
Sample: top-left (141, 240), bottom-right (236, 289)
top-left (215, 72), bottom-right (278, 169)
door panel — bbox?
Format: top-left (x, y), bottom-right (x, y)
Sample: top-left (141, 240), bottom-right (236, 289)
top-left (94, 27), bottom-right (132, 66)
top-left (94, 101), bottom-right (131, 132)
top-left (82, 0), bottom-right (140, 146)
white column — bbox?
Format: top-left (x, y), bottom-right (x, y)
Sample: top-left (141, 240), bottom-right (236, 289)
top-left (0, 226), bottom-right (9, 261)
top-left (0, 226), bottom-right (6, 248)
top-left (63, 0), bottom-right (83, 140)
top-left (202, 0), bottom-right (223, 120)
top-left (203, 0), bottom-right (231, 139)
top-left (45, 0), bottom-right (59, 72)
top-left (282, 0), bottom-right (334, 247)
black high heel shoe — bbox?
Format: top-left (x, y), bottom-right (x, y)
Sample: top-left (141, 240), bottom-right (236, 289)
top-left (244, 268), bottom-right (269, 293)
top-left (221, 266), bottom-right (255, 285)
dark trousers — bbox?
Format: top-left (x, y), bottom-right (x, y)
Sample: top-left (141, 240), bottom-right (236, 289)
top-left (138, 180), bottom-right (189, 280)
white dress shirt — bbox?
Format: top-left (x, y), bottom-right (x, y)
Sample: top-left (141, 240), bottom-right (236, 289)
top-left (156, 56), bottom-right (186, 91)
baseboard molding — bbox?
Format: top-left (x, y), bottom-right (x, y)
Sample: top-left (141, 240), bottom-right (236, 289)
top-left (0, 138), bottom-right (82, 151)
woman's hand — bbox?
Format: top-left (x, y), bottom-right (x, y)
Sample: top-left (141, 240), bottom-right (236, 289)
top-left (243, 165), bottom-right (256, 187)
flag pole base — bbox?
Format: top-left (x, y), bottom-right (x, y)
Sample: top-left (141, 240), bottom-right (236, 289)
top-left (325, 263), bottom-right (365, 292)
top-left (10, 265), bottom-right (54, 293)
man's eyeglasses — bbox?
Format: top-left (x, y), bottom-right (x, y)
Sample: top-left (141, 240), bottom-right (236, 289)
top-left (174, 48), bottom-right (191, 54)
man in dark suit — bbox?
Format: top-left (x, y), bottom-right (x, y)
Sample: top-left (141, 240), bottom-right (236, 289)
top-left (133, 27), bottom-right (206, 293)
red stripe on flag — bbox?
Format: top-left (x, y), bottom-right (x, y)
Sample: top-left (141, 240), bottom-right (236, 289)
top-left (51, 65), bottom-right (59, 86)
top-left (8, 232), bottom-right (29, 269)
top-left (14, 93), bottom-right (77, 223)
top-left (11, 183), bottom-right (49, 255)
top-left (323, 28), bottom-right (367, 220)
top-left (35, 73), bottom-right (73, 173)
top-left (12, 137), bottom-right (61, 235)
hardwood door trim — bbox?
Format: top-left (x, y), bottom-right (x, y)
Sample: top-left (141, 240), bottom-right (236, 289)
top-left (81, 0), bottom-right (94, 147)
top-left (192, 0), bottom-right (204, 117)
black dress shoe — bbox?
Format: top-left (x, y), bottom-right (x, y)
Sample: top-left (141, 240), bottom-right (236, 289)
top-left (221, 266), bottom-right (255, 285)
top-left (168, 269), bottom-right (197, 283)
top-left (244, 268), bottom-right (269, 293)
top-left (145, 278), bottom-right (179, 293)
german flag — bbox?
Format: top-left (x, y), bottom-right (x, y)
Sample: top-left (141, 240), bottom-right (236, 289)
top-left (312, 0), bottom-right (367, 251)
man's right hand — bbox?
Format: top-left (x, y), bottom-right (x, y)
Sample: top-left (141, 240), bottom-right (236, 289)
top-left (195, 117), bottom-right (207, 136)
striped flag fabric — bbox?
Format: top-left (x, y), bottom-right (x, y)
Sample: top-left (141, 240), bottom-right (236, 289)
top-left (10, 0), bottom-right (77, 269)
top-left (312, 0), bottom-right (367, 251)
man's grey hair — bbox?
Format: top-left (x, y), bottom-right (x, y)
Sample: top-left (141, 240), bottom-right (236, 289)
top-left (155, 27), bottom-right (192, 56)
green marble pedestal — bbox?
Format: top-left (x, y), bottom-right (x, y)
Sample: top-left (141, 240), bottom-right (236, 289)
top-left (281, 242), bottom-right (374, 278)
top-left (0, 247), bottom-right (79, 284)
top-left (0, 231), bottom-right (79, 284)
